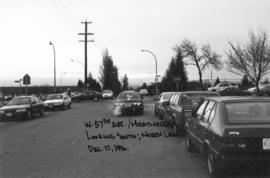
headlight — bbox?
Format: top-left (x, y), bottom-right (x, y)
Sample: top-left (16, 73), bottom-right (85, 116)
top-left (115, 103), bottom-right (125, 106)
top-left (54, 102), bottom-right (63, 106)
top-left (16, 109), bottom-right (26, 112)
top-left (132, 102), bottom-right (142, 106)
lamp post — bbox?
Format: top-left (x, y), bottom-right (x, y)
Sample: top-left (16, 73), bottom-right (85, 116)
top-left (49, 41), bottom-right (56, 93)
top-left (70, 59), bottom-right (86, 89)
top-left (141, 49), bottom-right (158, 96)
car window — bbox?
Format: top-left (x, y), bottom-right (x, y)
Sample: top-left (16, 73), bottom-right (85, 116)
top-left (180, 95), bottom-right (192, 105)
top-left (196, 100), bottom-right (208, 117)
top-left (7, 97), bottom-right (31, 105)
top-left (202, 101), bottom-right (215, 122)
top-left (225, 101), bottom-right (270, 124)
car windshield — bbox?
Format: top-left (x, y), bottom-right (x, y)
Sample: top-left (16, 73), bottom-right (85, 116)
top-left (7, 97), bottom-right (31, 105)
top-left (225, 101), bottom-right (270, 124)
top-left (47, 94), bottom-right (63, 100)
top-left (181, 93), bottom-right (219, 106)
top-left (118, 93), bottom-right (140, 100)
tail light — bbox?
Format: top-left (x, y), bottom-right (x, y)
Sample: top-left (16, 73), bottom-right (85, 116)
top-left (222, 138), bottom-right (246, 148)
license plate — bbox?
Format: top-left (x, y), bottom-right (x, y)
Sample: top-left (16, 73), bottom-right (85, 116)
top-left (262, 138), bottom-right (270, 150)
top-left (6, 113), bottom-right (12, 117)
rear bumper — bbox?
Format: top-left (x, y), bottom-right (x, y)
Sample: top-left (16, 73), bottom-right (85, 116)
top-left (216, 150), bottom-right (270, 164)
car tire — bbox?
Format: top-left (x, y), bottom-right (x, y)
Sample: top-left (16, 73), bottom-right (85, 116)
top-left (25, 111), bottom-right (32, 119)
top-left (207, 150), bottom-right (222, 177)
top-left (93, 97), bottom-right (99, 102)
top-left (186, 134), bottom-right (195, 152)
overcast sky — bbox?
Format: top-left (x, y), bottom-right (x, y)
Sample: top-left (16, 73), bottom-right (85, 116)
top-left (1, 0), bottom-right (270, 86)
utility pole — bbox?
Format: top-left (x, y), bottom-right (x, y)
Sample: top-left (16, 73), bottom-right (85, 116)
top-left (78, 20), bottom-right (94, 90)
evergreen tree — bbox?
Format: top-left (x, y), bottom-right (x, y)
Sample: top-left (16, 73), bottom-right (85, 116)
top-left (122, 74), bottom-right (129, 90)
top-left (241, 75), bottom-right (253, 87)
top-left (214, 77), bottom-right (221, 86)
top-left (77, 79), bottom-right (84, 88)
top-left (141, 82), bottom-right (148, 89)
top-left (160, 48), bottom-right (188, 92)
top-left (99, 49), bottom-right (122, 94)
top-left (87, 73), bottom-right (101, 92)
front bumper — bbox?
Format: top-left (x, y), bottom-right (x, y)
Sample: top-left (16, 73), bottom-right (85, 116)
top-left (44, 103), bottom-right (64, 110)
top-left (3, 110), bottom-right (28, 118)
top-left (119, 105), bottom-right (143, 114)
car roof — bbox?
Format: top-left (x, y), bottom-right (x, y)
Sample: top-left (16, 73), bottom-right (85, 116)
top-left (205, 96), bottom-right (270, 102)
top-left (13, 95), bottom-right (33, 99)
top-left (177, 91), bottom-right (219, 95)
top-left (120, 91), bottom-right (139, 94)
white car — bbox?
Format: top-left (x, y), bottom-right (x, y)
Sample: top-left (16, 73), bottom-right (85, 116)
top-left (44, 93), bottom-right (71, 110)
top-left (247, 84), bottom-right (270, 93)
top-left (208, 82), bottom-right (238, 92)
top-left (139, 89), bottom-right (148, 96)
top-left (102, 90), bottom-right (113, 99)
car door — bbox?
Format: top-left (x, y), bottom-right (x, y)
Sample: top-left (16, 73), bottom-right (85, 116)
top-left (195, 101), bottom-right (216, 153)
top-left (187, 100), bottom-right (208, 150)
top-left (31, 96), bottom-right (40, 114)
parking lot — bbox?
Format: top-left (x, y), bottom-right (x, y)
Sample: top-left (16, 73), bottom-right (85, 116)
top-left (0, 97), bottom-right (269, 178)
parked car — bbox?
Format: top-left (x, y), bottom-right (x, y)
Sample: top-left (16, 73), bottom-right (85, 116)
top-left (71, 90), bottom-right (101, 101)
top-left (114, 91), bottom-right (144, 115)
top-left (163, 91), bottom-right (219, 135)
top-left (219, 87), bottom-right (250, 96)
top-left (44, 93), bottom-right (71, 110)
top-left (185, 96), bottom-right (270, 177)
top-left (154, 92), bottom-right (176, 119)
top-left (253, 84), bottom-right (270, 96)
top-left (102, 90), bottom-right (114, 99)
top-left (139, 89), bottom-right (149, 96)
top-left (0, 95), bottom-right (45, 119)
top-left (208, 82), bottom-right (238, 92)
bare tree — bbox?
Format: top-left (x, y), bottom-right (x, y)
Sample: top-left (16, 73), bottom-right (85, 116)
top-left (226, 31), bottom-right (270, 91)
top-left (175, 40), bottom-right (222, 90)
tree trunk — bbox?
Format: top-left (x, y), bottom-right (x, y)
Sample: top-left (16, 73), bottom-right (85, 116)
top-left (199, 70), bottom-right (203, 90)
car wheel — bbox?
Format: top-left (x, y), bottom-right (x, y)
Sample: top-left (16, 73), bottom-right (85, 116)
top-left (25, 111), bottom-right (32, 119)
top-left (186, 134), bottom-right (195, 152)
top-left (207, 150), bottom-right (221, 177)
top-left (39, 109), bottom-right (44, 116)
top-left (61, 104), bottom-right (65, 110)
top-left (94, 97), bottom-right (99, 102)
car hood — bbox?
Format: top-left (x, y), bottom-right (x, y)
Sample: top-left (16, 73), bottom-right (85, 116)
top-left (44, 99), bottom-right (64, 104)
top-left (0, 104), bottom-right (31, 111)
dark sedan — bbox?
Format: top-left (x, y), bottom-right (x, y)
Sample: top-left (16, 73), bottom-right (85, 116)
top-left (114, 91), bottom-right (144, 116)
top-left (185, 96), bottom-right (270, 177)
top-left (71, 90), bottom-right (101, 102)
top-left (0, 95), bottom-right (45, 119)
top-left (163, 91), bottom-right (219, 135)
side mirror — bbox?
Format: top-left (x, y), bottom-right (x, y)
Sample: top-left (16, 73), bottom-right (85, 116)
top-left (32, 101), bottom-right (37, 105)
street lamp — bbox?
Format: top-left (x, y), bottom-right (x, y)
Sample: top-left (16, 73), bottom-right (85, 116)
top-left (70, 59), bottom-right (86, 89)
top-left (49, 41), bottom-right (56, 93)
top-left (141, 49), bottom-right (158, 96)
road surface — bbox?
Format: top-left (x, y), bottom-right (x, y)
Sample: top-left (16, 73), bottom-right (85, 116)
top-left (0, 97), bottom-right (268, 178)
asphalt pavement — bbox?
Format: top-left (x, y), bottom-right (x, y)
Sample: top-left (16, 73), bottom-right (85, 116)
top-left (0, 97), bottom-right (269, 178)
